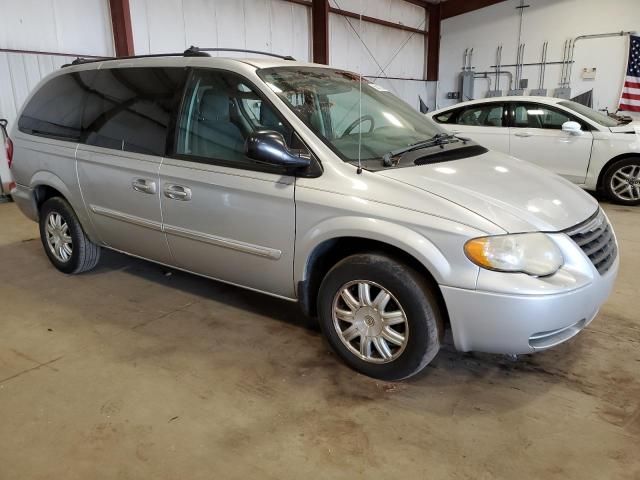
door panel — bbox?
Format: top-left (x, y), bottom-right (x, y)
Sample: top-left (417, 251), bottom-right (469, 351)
top-left (77, 146), bottom-right (171, 263)
top-left (160, 68), bottom-right (297, 298)
top-left (76, 67), bottom-right (186, 263)
top-left (160, 160), bottom-right (296, 297)
top-left (440, 103), bottom-right (509, 153)
top-left (509, 103), bottom-right (593, 183)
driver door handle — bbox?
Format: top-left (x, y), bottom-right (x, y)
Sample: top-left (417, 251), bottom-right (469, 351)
top-left (132, 178), bottom-right (157, 194)
top-left (514, 131), bottom-right (532, 137)
top-left (164, 184), bottom-right (192, 201)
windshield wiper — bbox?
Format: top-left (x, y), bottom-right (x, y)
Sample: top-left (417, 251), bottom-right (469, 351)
top-left (382, 133), bottom-right (459, 166)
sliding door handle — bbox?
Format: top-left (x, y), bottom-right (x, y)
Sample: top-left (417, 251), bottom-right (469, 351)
top-left (164, 184), bottom-right (192, 201)
top-left (514, 131), bottom-right (532, 138)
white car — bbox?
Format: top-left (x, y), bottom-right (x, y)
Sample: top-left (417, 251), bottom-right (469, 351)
top-left (427, 97), bottom-right (640, 205)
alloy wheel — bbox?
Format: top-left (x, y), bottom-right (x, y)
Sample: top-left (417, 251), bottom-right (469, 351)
top-left (45, 211), bottom-right (73, 263)
top-left (610, 164), bottom-right (640, 201)
top-left (332, 280), bottom-right (409, 364)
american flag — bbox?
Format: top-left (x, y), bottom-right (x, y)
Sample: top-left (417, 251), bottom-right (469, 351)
top-left (619, 35), bottom-right (640, 112)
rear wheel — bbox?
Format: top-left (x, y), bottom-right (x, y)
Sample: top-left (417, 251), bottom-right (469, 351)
top-left (318, 253), bottom-right (443, 380)
top-left (603, 158), bottom-right (640, 205)
top-left (39, 197), bottom-right (101, 274)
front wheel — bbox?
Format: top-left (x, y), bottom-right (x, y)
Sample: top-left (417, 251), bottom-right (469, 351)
top-left (318, 253), bottom-right (443, 380)
top-left (602, 158), bottom-right (640, 205)
top-left (39, 197), bottom-right (101, 274)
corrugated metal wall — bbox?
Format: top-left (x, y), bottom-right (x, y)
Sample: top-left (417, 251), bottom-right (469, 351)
top-left (0, 0), bottom-right (114, 127)
top-left (130, 0), bottom-right (312, 62)
top-left (328, 0), bottom-right (432, 110)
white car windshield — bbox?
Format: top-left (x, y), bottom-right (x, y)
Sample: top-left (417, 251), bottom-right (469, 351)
top-left (257, 67), bottom-right (443, 162)
top-left (558, 100), bottom-right (620, 127)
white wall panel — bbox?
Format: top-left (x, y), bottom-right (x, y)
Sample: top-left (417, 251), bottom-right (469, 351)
top-left (0, 0), bottom-right (113, 127)
top-left (328, 6), bottom-right (430, 108)
top-left (0, 53), bottom-right (77, 127)
top-left (438, 0), bottom-right (640, 113)
top-left (130, 0), bottom-right (311, 60)
top-left (0, 0), bottom-right (113, 56)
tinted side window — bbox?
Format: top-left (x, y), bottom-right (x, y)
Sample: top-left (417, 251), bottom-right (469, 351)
top-left (82, 67), bottom-right (186, 156)
top-left (18, 71), bottom-right (95, 141)
top-left (513, 103), bottom-right (573, 129)
top-left (175, 69), bottom-right (293, 166)
top-left (457, 104), bottom-right (504, 127)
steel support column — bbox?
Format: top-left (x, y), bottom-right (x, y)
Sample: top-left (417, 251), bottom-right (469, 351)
top-left (108, 0), bottom-right (135, 57)
top-left (311, 0), bottom-right (330, 64)
top-left (426, 3), bottom-right (441, 80)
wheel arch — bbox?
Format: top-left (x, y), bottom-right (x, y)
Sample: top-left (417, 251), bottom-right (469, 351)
top-left (295, 218), bottom-right (451, 323)
top-left (596, 153), bottom-right (640, 190)
top-left (29, 171), bottom-right (101, 244)
top-left (30, 171), bottom-right (75, 212)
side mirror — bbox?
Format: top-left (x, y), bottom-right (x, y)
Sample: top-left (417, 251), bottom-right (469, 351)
top-left (245, 130), bottom-right (311, 170)
top-left (562, 121), bottom-right (583, 135)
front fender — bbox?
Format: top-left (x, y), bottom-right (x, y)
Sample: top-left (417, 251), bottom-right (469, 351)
top-left (295, 215), bottom-right (453, 286)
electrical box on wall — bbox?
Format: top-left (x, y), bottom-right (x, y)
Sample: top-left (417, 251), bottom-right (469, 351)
top-left (554, 87), bottom-right (572, 99)
top-left (581, 67), bottom-right (597, 80)
top-left (459, 71), bottom-right (475, 101)
top-left (447, 92), bottom-right (460, 99)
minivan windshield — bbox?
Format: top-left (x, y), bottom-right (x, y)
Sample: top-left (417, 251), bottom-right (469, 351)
top-left (257, 67), bottom-right (443, 163)
top-left (558, 100), bottom-right (620, 127)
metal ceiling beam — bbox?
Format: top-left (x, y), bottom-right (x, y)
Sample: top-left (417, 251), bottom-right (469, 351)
top-left (441, 0), bottom-right (508, 19)
top-left (108, 0), bottom-right (134, 56)
top-left (311, 0), bottom-right (330, 64)
top-left (282, 0), bottom-right (426, 36)
top-left (328, 6), bottom-right (426, 35)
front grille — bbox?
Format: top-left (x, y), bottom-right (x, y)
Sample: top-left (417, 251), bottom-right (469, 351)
top-left (565, 209), bottom-right (617, 275)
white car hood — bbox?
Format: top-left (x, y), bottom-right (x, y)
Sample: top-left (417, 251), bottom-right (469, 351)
top-left (378, 151), bottom-right (598, 233)
top-left (609, 120), bottom-right (640, 134)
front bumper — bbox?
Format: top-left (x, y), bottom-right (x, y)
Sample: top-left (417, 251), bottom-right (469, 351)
top-left (441, 238), bottom-right (619, 355)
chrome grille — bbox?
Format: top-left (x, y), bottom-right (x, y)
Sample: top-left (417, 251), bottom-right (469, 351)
top-left (565, 209), bottom-right (617, 275)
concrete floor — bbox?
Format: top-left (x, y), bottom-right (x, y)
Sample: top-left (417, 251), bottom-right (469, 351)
top-left (0, 200), bottom-right (638, 480)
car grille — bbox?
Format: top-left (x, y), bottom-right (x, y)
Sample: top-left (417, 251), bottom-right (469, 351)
top-left (565, 209), bottom-right (617, 275)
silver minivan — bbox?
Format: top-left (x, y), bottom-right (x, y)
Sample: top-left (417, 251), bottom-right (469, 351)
top-left (10, 49), bottom-right (619, 380)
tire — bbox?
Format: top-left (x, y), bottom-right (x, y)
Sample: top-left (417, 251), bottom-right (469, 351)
top-left (317, 253), bottom-right (443, 381)
top-left (602, 157), bottom-right (640, 205)
top-left (39, 197), bottom-right (101, 274)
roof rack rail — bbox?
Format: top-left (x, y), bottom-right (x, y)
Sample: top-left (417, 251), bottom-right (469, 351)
top-left (183, 46), bottom-right (295, 60)
top-left (61, 46), bottom-right (295, 68)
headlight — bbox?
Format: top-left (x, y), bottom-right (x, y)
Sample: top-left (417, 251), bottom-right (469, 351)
top-left (464, 233), bottom-right (564, 276)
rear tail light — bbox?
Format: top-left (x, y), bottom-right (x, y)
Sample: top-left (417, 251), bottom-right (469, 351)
top-left (5, 137), bottom-right (13, 169)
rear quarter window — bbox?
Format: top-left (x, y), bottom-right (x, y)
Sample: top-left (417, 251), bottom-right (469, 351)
top-left (433, 110), bottom-right (457, 124)
top-left (18, 71), bottom-right (95, 141)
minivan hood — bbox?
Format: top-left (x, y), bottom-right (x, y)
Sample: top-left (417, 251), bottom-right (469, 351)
top-left (378, 151), bottom-right (598, 233)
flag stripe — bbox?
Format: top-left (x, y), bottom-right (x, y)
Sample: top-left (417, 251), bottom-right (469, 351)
top-left (620, 99), bottom-right (640, 108)
top-left (619, 103), bottom-right (640, 112)
top-left (619, 35), bottom-right (640, 109)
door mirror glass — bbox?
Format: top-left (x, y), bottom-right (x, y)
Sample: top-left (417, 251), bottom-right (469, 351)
top-left (562, 121), bottom-right (583, 135)
top-left (245, 130), bottom-right (311, 170)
